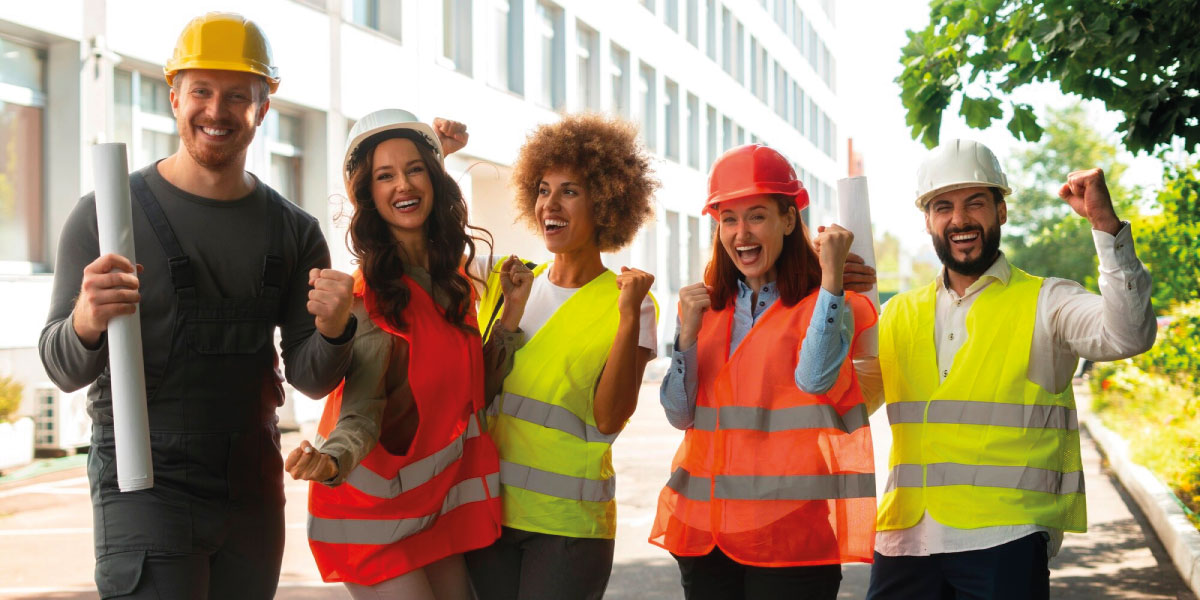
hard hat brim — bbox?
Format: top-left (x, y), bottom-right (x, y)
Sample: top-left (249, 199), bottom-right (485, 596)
top-left (164, 62), bottom-right (281, 93)
top-left (915, 181), bottom-right (1012, 210)
top-left (703, 185), bottom-right (809, 217)
top-left (343, 121), bottom-right (444, 179)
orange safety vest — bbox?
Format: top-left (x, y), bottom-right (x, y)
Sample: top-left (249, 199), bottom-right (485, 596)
top-left (650, 289), bottom-right (878, 567)
top-left (307, 273), bottom-right (502, 584)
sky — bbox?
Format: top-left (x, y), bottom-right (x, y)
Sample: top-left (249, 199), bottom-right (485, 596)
top-left (836, 0), bottom-right (1165, 256)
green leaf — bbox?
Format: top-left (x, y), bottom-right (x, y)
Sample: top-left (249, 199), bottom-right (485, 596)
top-left (1007, 104), bottom-right (1044, 142)
top-left (960, 96), bottom-right (1005, 129)
top-left (1008, 39), bottom-right (1034, 63)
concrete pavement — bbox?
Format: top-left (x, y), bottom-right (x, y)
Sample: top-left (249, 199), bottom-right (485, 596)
top-left (0, 379), bottom-right (1194, 599)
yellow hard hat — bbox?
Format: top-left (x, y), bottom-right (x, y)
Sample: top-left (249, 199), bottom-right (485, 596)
top-left (164, 12), bottom-right (280, 93)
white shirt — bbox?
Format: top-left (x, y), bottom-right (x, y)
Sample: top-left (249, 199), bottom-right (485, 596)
top-left (520, 265), bottom-right (658, 355)
top-left (860, 224), bottom-right (1156, 557)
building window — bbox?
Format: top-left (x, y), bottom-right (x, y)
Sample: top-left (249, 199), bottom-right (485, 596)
top-left (735, 20), bottom-right (746, 86)
top-left (686, 0), bottom-right (699, 46)
top-left (486, 0), bottom-right (523, 94)
top-left (664, 79), bottom-right (679, 161)
top-left (293, 0), bottom-right (327, 9)
top-left (267, 112), bottom-right (303, 203)
top-left (749, 37), bottom-right (760, 98)
top-left (576, 22), bottom-right (600, 111)
top-left (114, 69), bottom-right (179, 171)
top-left (721, 116), bottom-right (732, 152)
top-left (641, 0), bottom-right (656, 12)
top-left (665, 0), bottom-right (680, 32)
top-left (721, 7), bottom-right (733, 76)
top-left (641, 219), bottom-right (658, 276)
top-left (443, 0), bottom-right (473, 76)
top-left (536, 1), bottom-right (565, 110)
top-left (705, 0), bottom-right (717, 62)
top-left (686, 92), bottom-right (699, 169)
top-left (351, 0), bottom-right (403, 40)
top-left (687, 215), bottom-right (701, 284)
top-left (666, 210), bottom-right (681, 292)
top-left (706, 105), bottom-right (718, 169)
top-left (774, 63), bottom-right (787, 118)
top-left (735, 123), bottom-right (745, 146)
top-left (636, 62), bottom-right (657, 152)
top-left (0, 38), bottom-right (45, 267)
top-left (756, 44), bottom-right (768, 102)
top-left (610, 44), bottom-right (630, 118)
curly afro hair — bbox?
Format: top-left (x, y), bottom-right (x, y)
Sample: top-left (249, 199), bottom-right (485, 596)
top-left (512, 113), bottom-right (659, 252)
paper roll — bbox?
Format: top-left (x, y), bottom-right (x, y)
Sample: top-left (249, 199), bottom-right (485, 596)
top-left (837, 176), bottom-right (879, 355)
top-left (93, 143), bottom-right (154, 492)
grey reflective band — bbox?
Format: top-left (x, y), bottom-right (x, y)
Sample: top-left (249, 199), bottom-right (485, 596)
top-left (665, 467), bottom-right (875, 501)
top-left (308, 472), bottom-right (499, 545)
top-left (885, 462), bottom-right (1084, 495)
top-left (666, 467), bottom-right (712, 502)
top-left (888, 400), bottom-right (1078, 430)
top-left (692, 404), bottom-right (868, 433)
top-left (499, 460), bottom-right (616, 503)
top-left (500, 392), bottom-right (618, 444)
top-left (344, 414), bottom-right (482, 499)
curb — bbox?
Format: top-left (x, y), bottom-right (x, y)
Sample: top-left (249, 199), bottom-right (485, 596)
top-left (1077, 382), bottom-right (1200, 599)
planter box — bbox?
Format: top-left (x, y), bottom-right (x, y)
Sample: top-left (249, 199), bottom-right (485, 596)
top-left (0, 417), bottom-right (35, 472)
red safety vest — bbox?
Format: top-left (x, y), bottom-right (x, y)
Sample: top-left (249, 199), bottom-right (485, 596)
top-left (650, 289), bottom-right (878, 567)
top-left (308, 273), bottom-right (502, 584)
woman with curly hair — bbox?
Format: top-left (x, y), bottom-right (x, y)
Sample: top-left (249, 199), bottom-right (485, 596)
top-left (284, 109), bottom-right (533, 599)
top-left (465, 113), bottom-right (660, 600)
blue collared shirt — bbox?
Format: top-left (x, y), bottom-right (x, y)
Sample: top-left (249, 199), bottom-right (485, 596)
top-left (659, 282), bottom-right (853, 429)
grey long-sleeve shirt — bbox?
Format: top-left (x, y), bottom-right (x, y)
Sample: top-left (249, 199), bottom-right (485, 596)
top-left (39, 163), bottom-right (352, 424)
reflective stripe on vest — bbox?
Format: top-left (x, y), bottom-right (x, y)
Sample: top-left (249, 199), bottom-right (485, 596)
top-left (667, 467), bottom-right (876, 501)
top-left (498, 392), bottom-right (619, 444)
top-left (344, 414), bottom-right (484, 499)
top-left (694, 403), bottom-right (870, 433)
top-left (884, 463), bottom-right (1084, 496)
top-left (499, 460), bottom-right (615, 503)
top-left (309, 472), bottom-right (500, 545)
top-left (886, 400), bottom-right (1079, 430)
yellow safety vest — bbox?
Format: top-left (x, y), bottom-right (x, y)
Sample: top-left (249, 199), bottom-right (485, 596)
top-left (877, 266), bottom-right (1086, 533)
top-left (479, 261), bottom-right (657, 539)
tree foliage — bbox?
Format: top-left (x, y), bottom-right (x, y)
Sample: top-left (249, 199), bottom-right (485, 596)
top-left (1002, 104), bottom-right (1135, 291)
top-left (1139, 161), bottom-right (1200, 309)
top-left (0, 376), bottom-right (22, 423)
top-left (898, 0), bottom-right (1200, 153)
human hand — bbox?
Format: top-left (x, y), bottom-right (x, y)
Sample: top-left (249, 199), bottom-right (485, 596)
top-left (1059, 168), bottom-right (1121, 235)
top-left (308, 268), bottom-right (355, 339)
top-left (284, 440), bottom-right (338, 482)
top-left (676, 282), bottom-right (712, 352)
top-left (815, 224), bottom-right (854, 295)
top-left (615, 267), bottom-right (654, 319)
top-left (842, 253), bottom-right (877, 293)
top-left (433, 118), bottom-right (469, 156)
top-left (72, 254), bottom-right (142, 348)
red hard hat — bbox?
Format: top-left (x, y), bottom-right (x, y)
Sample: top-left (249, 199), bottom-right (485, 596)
top-left (704, 144), bottom-right (809, 217)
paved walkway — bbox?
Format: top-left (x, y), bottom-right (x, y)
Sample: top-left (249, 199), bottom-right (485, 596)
top-left (0, 379), bottom-right (1193, 599)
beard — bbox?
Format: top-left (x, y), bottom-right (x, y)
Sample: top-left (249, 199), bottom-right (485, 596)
top-left (178, 117), bottom-right (256, 170)
top-left (931, 221), bottom-right (1002, 277)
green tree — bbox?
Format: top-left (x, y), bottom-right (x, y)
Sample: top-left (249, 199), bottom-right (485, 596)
top-left (1002, 104), bottom-right (1136, 290)
top-left (0, 376), bottom-right (22, 423)
top-left (1139, 161), bottom-right (1200, 308)
top-left (898, 0), bottom-right (1200, 152)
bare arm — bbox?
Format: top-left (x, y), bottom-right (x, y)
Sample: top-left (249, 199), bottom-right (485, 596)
top-left (593, 268), bottom-right (656, 435)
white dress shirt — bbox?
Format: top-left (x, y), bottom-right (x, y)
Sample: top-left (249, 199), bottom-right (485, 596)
top-left (861, 223), bottom-right (1156, 557)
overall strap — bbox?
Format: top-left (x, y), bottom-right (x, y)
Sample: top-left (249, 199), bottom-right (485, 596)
top-left (130, 171), bottom-right (195, 298)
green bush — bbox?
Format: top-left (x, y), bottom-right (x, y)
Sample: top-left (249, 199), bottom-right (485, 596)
top-left (1133, 301), bottom-right (1200, 395)
top-left (0, 376), bottom-right (22, 423)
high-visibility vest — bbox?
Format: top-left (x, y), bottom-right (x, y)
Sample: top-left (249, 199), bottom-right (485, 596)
top-left (650, 290), bottom-right (879, 567)
top-left (478, 261), bottom-right (657, 539)
top-left (307, 273), bottom-right (502, 585)
top-left (876, 266), bottom-right (1086, 533)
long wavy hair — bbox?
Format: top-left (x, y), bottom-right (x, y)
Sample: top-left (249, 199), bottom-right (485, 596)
top-left (346, 130), bottom-right (492, 332)
top-left (705, 195), bottom-right (822, 311)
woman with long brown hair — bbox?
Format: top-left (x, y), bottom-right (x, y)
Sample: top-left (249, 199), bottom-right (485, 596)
top-left (285, 109), bottom-right (532, 599)
top-left (651, 144), bottom-right (878, 599)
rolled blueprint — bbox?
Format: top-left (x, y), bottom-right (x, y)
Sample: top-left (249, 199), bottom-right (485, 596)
top-left (837, 176), bottom-right (879, 356)
top-left (93, 143), bottom-right (153, 492)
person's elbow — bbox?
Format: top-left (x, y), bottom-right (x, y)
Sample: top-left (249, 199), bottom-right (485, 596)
top-left (595, 416), bottom-right (627, 436)
top-left (795, 373), bottom-right (836, 396)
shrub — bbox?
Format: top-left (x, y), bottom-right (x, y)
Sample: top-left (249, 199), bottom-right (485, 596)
top-left (0, 376), bottom-right (22, 423)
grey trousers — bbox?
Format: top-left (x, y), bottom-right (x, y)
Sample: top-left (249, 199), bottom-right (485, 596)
top-left (465, 526), bottom-right (616, 600)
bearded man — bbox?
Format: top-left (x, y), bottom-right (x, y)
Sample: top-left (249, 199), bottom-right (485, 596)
top-left (863, 139), bottom-right (1156, 599)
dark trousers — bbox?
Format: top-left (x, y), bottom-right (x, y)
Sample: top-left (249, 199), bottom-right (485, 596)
top-left (465, 526), bottom-right (616, 600)
top-left (866, 533), bottom-right (1050, 600)
top-left (673, 547), bottom-right (842, 600)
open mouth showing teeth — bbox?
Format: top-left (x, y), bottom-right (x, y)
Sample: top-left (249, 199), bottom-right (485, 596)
top-left (392, 199), bottom-right (419, 209)
top-left (735, 244), bottom-right (762, 262)
top-left (950, 231), bottom-right (980, 243)
top-left (545, 219), bottom-right (567, 232)
top-left (201, 127), bottom-right (231, 137)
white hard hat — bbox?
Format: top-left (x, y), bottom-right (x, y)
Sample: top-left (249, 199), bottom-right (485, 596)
top-left (343, 108), bottom-right (443, 179)
top-left (915, 139), bottom-right (1011, 210)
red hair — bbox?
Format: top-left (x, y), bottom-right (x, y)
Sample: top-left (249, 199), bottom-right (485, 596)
top-left (704, 195), bottom-right (822, 311)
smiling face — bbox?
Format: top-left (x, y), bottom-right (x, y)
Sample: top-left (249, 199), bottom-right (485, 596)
top-left (536, 168), bottom-right (598, 255)
top-left (170, 69), bottom-right (269, 171)
top-left (717, 195), bottom-right (796, 286)
top-left (370, 137), bottom-right (435, 246)
top-left (925, 186), bottom-right (1006, 277)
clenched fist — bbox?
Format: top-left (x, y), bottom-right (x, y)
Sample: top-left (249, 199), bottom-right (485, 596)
top-left (676, 282), bottom-right (713, 352)
top-left (1059, 168), bottom-right (1121, 235)
top-left (615, 267), bottom-right (654, 319)
top-left (307, 268), bottom-right (354, 339)
top-left (73, 253), bottom-right (143, 349)
top-left (814, 224), bottom-right (854, 295)
top-left (497, 255), bottom-right (534, 332)
top-left (433, 118), bottom-right (469, 156)
top-left (285, 439), bottom-right (338, 482)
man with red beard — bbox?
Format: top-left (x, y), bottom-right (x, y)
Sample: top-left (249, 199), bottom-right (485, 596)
top-left (864, 139), bottom-right (1156, 599)
top-left (39, 13), bottom-right (356, 598)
